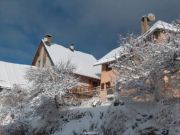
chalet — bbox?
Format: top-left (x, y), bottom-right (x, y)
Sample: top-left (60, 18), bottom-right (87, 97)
top-left (32, 35), bottom-right (101, 97)
top-left (95, 20), bottom-right (180, 101)
top-left (0, 61), bottom-right (30, 91)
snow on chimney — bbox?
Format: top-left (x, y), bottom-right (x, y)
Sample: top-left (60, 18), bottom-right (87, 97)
top-left (69, 43), bottom-right (75, 52)
top-left (43, 34), bottom-right (52, 45)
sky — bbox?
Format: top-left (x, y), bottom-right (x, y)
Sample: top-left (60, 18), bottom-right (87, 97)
top-left (0, 0), bottom-right (180, 65)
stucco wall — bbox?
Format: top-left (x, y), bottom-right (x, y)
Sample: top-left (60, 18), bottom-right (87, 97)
top-left (162, 69), bottom-right (180, 98)
top-left (99, 64), bottom-right (118, 102)
top-left (154, 31), bottom-right (167, 44)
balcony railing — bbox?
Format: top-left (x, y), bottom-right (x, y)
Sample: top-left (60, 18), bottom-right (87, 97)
top-left (71, 86), bottom-right (100, 96)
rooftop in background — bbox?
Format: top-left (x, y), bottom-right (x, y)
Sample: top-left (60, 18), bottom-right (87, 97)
top-left (139, 20), bottom-right (180, 39)
top-left (0, 61), bottom-right (31, 88)
top-left (94, 46), bottom-right (126, 66)
top-left (42, 39), bottom-right (101, 79)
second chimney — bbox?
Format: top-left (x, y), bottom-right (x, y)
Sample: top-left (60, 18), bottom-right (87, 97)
top-left (44, 34), bottom-right (52, 45)
top-left (69, 43), bottom-right (75, 52)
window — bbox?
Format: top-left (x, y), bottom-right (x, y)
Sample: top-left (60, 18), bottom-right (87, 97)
top-left (103, 64), bottom-right (112, 71)
top-left (106, 82), bottom-right (111, 89)
top-left (92, 81), bottom-right (99, 87)
top-left (106, 82), bottom-right (113, 95)
top-left (101, 83), bottom-right (104, 90)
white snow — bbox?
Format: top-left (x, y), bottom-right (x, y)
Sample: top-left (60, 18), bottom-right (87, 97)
top-left (139, 20), bottom-right (179, 40)
top-left (0, 61), bottom-right (31, 88)
top-left (53, 101), bottom-right (180, 135)
top-left (43, 40), bottom-right (101, 79)
top-left (95, 20), bottom-right (180, 66)
top-left (94, 46), bottom-right (125, 65)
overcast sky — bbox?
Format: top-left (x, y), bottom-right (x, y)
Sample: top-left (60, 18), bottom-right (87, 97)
top-left (0, 0), bottom-right (180, 64)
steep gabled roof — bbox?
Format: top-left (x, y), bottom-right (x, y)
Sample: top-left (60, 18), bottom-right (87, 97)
top-left (0, 61), bottom-right (31, 88)
top-left (42, 40), bottom-right (101, 79)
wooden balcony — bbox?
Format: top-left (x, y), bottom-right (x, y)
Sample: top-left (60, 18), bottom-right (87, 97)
top-left (71, 86), bottom-right (99, 97)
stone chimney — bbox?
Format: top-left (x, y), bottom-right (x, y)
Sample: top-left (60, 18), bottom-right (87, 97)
top-left (141, 16), bottom-right (150, 34)
top-left (69, 43), bottom-right (75, 52)
top-left (43, 34), bottom-right (52, 45)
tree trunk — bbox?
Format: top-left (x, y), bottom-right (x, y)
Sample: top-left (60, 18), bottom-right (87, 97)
top-left (54, 95), bottom-right (59, 109)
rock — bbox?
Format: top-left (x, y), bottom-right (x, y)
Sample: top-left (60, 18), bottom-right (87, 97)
top-left (161, 129), bottom-right (169, 135)
top-left (142, 114), bottom-right (148, 117)
top-left (147, 115), bottom-right (153, 120)
top-left (136, 118), bottom-right (141, 121)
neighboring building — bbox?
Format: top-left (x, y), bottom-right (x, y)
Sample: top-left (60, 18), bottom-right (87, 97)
top-left (94, 47), bottom-right (125, 101)
top-left (0, 61), bottom-right (30, 90)
top-left (139, 20), bottom-right (179, 44)
top-left (95, 20), bottom-right (180, 101)
top-left (32, 35), bottom-right (101, 97)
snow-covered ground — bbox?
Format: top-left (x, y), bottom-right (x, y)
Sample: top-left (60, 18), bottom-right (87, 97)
top-left (53, 100), bottom-right (180, 135)
top-left (0, 89), bottom-right (179, 135)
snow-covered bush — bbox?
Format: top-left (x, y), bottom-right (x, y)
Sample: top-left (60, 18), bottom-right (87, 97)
top-left (26, 61), bottom-right (78, 97)
top-left (26, 61), bottom-right (79, 108)
top-left (0, 85), bottom-right (30, 135)
top-left (0, 61), bottom-right (79, 135)
top-left (0, 85), bottom-right (28, 125)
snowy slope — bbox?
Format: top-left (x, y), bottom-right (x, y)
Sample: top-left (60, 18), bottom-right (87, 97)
top-left (43, 40), bottom-right (101, 79)
top-left (53, 101), bottom-right (180, 135)
top-left (0, 61), bottom-right (31, 88)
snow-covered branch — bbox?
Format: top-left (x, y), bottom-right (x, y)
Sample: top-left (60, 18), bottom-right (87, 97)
top-left (26, 61), bottom-right (78, 98)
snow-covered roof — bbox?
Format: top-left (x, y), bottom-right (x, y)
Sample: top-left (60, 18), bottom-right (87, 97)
top-left (139, 20), bottom-right (179, 39)
top-left (43, 40), bottom-right (101, 79)
top-left (95, 20), bottom-right (180, 66)
top-left (94, 46), bottom-right (126, 65)
top-left (0, 61), bottom-right (31, 88)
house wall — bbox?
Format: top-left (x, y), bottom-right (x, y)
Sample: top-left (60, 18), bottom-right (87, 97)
top-left (99, 64), bottom-right (117, 102)
top-left (162, 68), bottom-right (180, 98)
top-left (148, 30), bottom-right (175, 44)
top-left (151, 30), bottom-right (168, 44)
